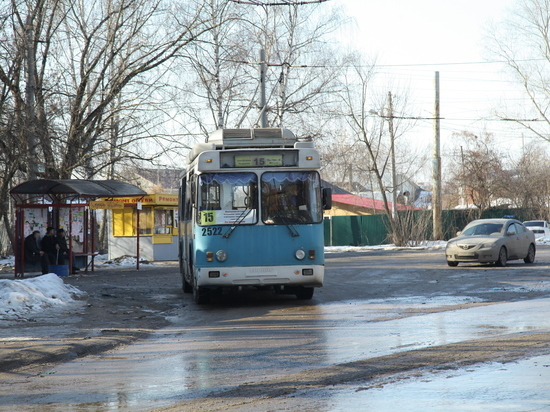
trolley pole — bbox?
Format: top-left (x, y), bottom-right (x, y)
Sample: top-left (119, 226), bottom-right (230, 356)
top-left (259, 49), bottom-right (268, 128)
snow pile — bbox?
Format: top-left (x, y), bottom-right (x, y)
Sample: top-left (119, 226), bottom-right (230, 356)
top-left (96, 254), bottom-right (153, 267)
top-left (0, 255), bottom-right (15, 275)
top-left (0, 255), bottom-right (14, 271)
top-left (536, 236), bottom-right (550, 246)
top-left (0, 273), bottom-right (85, 320)
top-left (325, 241), bottom-right (447, 254)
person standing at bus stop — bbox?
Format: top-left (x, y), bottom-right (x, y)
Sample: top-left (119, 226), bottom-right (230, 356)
top-left (41, 227), bottom-right (61, 265)
top-left (57, 228), bottom-right (79, 273)
top-left (24, 230), bottom-right (49, 274)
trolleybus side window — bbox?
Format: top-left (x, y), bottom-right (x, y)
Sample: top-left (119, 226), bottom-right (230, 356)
top-left (261, 171), bottom-right (322, 225)
top-left (197, 173), bottom-right (258, 226)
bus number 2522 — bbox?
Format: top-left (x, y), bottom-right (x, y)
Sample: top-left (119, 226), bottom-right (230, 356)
top-left (202, 226), bottom-right (222, 236)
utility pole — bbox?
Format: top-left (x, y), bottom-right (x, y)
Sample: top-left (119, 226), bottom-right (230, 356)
top-left (259, 49), bottom-right (267, 128)
top-left (432, 72), bottom-right (443, 240)
top-left (387, 91), bottom-right (398, 220)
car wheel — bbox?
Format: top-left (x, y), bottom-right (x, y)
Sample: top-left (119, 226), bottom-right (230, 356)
top-left (524, 244), bottom-right (536, 264)
top-left (495, 246), bottom-right (507, 267)
top-left (447, 260), bottom-right (459, 267)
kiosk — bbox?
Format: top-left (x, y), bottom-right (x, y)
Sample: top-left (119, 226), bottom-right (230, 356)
top-left (107, 194), bottom-right (179, 262)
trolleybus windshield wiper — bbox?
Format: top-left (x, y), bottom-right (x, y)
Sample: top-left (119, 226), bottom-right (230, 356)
top-left (274, 206), bottom-right (300, 237)
top-left (222, 207), bottom-right (252, 238)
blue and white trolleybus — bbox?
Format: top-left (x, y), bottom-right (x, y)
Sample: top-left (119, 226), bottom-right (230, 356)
top-left (178, 128), bottom-right (331, 304)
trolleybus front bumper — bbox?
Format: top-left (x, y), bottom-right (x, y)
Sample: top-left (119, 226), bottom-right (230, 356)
top-left (195, 265), bottom-right (324, 288)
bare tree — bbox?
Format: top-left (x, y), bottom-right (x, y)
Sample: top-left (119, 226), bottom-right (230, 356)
top-left (0, 0), bottom-right (215, 180)
top-left (335, 54), bottom-right (422, 245)
top-left (0, 0), bottom-right (218, 253)
top-left (246, 2), bottom-right (345, 136)
top-left (485, 0), bottom-right (550, 140)
top-left (505, 142), bottom-right (550, 218)
top-left (446, 131), bottom-right (509, 215)
top-left (170, 0), bottom-right (253, 139)
top-left (176, 1), bottom-right (346, 141)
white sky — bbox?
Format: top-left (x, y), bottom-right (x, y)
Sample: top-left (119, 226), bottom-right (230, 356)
top-left (333, 0), bottom-right (533, 173)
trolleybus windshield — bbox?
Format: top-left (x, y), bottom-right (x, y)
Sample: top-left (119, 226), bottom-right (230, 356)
top-left (261, 171), bottom-right (322, 225)
top-left (197, 172), bottom-right (258, 226)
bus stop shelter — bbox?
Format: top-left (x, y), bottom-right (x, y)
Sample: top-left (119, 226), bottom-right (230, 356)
top-left (10, 179), bottom-right (146, 278)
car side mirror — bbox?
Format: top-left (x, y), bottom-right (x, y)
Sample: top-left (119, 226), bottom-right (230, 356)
top-left (322, 187), bottom-right (332, 210)
top-left (456, 231), bottom-right (461, 236)
top-left (506, 231), bottom-right (514, 236)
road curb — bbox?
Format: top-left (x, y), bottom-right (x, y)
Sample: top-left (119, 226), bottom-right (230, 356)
top-left (0, 331), bottom-right (151, 374)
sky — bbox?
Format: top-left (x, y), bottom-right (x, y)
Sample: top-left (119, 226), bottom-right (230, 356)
top-left (333, 0), bottom-right (530, 173)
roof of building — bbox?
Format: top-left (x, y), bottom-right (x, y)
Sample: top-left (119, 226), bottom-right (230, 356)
top-left (128, 168), bottom-right (182, 192)
top-left (332, 193), bottom-right (419, 212)
top-left (321, 180), bottom-right (353, 195)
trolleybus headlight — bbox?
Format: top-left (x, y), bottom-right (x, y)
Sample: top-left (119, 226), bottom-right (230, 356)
top-left (216, 250), bottom-right (227, 262)
top-left (295, 249), bottom-right (306, 260)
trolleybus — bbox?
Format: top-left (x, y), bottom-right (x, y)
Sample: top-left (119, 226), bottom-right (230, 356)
top-left (178, 128), bottom-right (331, 304)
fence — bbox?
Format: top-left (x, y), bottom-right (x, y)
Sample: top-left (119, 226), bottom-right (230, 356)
top-left (324, 208), bottom-right (538, 246)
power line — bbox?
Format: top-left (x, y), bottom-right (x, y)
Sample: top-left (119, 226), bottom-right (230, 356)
top-left (376, 59), bottom-right (545, 68)
top-left (222, 57), bottom-right (544, 69)
top-left (229, 0), bottom-right (329, 5)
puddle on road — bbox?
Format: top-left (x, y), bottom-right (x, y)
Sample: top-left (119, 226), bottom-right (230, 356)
top-left (296, 353), bottom-right (550, 411)
top-left (2, 298), bottom-right (550, 411)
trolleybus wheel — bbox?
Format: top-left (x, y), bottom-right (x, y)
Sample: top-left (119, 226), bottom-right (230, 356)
top-left (193, 283), bottom-right (211, 304)
top-left (183, 277), bottom-right (193, 293)
top-left (296, 287), bottom-right (314, 300)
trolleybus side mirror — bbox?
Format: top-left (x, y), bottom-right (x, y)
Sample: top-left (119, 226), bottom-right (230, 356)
top-left (322, 188), bottom-right (332, 210)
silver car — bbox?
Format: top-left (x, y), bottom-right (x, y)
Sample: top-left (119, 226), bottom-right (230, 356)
top-left (445, 218), bottom-right (536, 267)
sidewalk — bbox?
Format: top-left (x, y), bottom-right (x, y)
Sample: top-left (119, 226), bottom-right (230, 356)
top-left (0, 263), bottom-right (182, 376)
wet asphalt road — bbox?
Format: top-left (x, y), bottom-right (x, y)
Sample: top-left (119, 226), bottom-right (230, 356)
top-left (2, 247), bottom-right (550, 411)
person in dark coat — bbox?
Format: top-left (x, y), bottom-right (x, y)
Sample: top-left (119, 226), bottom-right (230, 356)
top-left (41, 227), bottom-right (61, 265)
top-left (24, 230), bottom-right (49, 274)
top-left (57, 229), bottom-right (79, 273)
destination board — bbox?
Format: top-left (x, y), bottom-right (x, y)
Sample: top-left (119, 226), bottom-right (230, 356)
top-left (234, 154), bottom-right (283, 167)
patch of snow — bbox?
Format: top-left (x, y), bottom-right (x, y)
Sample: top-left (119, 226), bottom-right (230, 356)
top-left (323, 295), bottom-right (486, 308)
top-left (0, 273), bottom-right (85, 320)
top-left (0, 256), bottom-right (14, 266)
top-left (536, 236), bottom-right (550, 246)
top-left (325, 241), bottom-right (447, 253)
top-left (95, 254), bottom-right (153, 267)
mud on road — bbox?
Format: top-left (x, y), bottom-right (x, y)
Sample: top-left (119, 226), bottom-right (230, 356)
top-left (0, 263), bottom-right (183, 377)
top-left (152, 332), bottom-right (550, 412)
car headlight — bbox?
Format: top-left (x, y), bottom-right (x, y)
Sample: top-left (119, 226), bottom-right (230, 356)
top-left (295, 249), bottom-right (306, 260)
top-left (216, 250), bottom-right (227, 262)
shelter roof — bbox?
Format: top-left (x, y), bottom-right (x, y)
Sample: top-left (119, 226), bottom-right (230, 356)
top-left (10, 179), bottom-right (146, 203)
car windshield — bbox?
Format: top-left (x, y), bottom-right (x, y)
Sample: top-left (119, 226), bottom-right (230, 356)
top-left (461, 223), bottom-right (503, 236)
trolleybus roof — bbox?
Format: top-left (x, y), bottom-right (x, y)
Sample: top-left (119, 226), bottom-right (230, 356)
top-left (207, 128), bottom-right (297, 148)
top-left (187, 128), bottom-right (315, 164)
